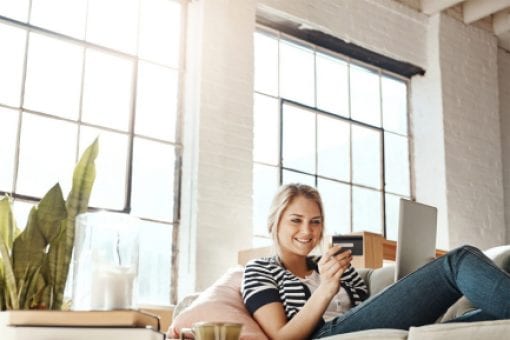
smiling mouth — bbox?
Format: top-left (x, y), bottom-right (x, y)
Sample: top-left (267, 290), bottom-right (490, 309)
top-left (294, 238), bottom-right (313, 244)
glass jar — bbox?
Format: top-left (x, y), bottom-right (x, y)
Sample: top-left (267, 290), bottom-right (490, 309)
top-left (71, 212), bottom-right (140, 310)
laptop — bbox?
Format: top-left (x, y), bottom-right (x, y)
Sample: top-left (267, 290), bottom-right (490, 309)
top-left (394, 199), bottom-right (438, 281)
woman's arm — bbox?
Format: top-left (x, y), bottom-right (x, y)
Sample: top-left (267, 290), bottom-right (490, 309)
top-left (252, 246), bottom-right (353, 340)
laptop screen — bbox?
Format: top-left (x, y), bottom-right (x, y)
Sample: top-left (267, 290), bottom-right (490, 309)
top-left (394, 199), bottom-right (438, 281)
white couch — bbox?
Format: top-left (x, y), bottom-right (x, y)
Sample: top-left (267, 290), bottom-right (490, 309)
top-left (170, 245), bottom-right (510, 340)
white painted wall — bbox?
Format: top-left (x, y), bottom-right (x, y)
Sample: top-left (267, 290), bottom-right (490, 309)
top-left (178, 0), bottom-right (508, 297)
top-left (178, 0), bottom-right (256, 297)
top-left (439, 14), bottom-right (504, 249)
top-left (411, 14), bottom-right (450, 249)
top-left (499, 48), bottom-right (510, 244)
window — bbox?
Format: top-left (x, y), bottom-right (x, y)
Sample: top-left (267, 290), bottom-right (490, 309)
top-left (253, 27), bottom-right (411, 246)
top-left (0, 0), bottom-right (185, 305)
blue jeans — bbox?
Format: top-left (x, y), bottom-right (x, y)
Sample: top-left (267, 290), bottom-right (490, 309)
top-left (312, 245), bottom-right (510, 338)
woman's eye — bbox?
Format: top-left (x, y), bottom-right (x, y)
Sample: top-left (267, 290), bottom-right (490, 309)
top-left (311, 219), bottom-right (322, 225)
top-left (291, 219), bottom-right (301, 223)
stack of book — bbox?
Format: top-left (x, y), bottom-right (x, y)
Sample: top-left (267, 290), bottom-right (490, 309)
top-left (0, 310), bottom-right (164, 340)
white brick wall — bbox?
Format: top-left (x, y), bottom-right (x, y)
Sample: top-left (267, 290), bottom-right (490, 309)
top-left (179, 0), bottom-right (256, 297)
top-left (499, 48), bottom-right (510, 244)
top-left (259, 0), bottom-right (428, 68)
top-left (411, 14), bottom-right (450, 249)
top-left (439, 14), bottom-right (504, 249)
top-left (179, 0), bottom-right (508, 298)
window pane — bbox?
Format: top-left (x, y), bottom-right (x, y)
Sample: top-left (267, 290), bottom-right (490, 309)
top-left (254, 94), bottom-right (279, 165)
top-left (352, 186), bottom-right (382, 234)
top-left (79, 127), bottom-right (129, 210)
top-left (382, 76), bottom-right (408, 135)
top-left (12, 200), bottom-right (35, 231)
top-left (282, 170), bottom-right (314, 186)
top-left (384, 132), bottom-right (410, 196)
top-left (254, 31), bottom-right (278, 96)
top-left (282, 104), bottom-right (315, 173)
top-left (352, 125), bottom-right (381, 189)
top-left (280, 40), bottom-right (314, 106)
top-left (253, 164), bottom-right (278, 237)
top-left (86, 0), bottom-right (138, 54)
top-left (318, 178), bottom-right (350, 235)
top-left (131, 138), bottom-right (175, 222)
top-left (135, 61), bottom-right (177, 141)
top-left (138, 220), bottom-right (171, 305)
top-left (317, 115), bottom-right (350, 181)
top-left (24, 32), bottom-right (83, 120)
top-left (316, 53), bottom-right (348, 117)
top-left (0, 23), bottom-right (26, 107)
top-left (0, 108), bottom-right (19, 192)
top-left (139, 0), bottom-right (181, 68)
top-left (17, 113), bottom-right (77, 197)
top-left (385, 193), bottom-right (401, 241)
top-left (350, 64), bottom-right (381, 127)
top-left (0, 0), bottom-right (30, 22)
top-left (30, 0), bottom-right (87, 39)
top-left (82, 48), bottom-right (133, 131)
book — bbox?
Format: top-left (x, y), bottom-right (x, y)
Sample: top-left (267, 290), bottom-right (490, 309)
top-left (0, 326), bottom-right (165, 340)
top-left (0, 309), bottom-right (160, 331)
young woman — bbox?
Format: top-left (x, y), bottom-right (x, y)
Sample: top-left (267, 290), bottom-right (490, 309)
top-left (242, 183), bottom-right (510, 339)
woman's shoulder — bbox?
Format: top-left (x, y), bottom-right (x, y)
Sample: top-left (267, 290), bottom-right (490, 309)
top-left (245, 256), bottom-right (279, 268)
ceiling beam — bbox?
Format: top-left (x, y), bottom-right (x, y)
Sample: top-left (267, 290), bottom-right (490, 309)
top-left (463, 0), bottom-right (510, 24)
top-left (494, 9), bottom-right (510, 34)
top-left (420, 0), bottom-right (465, 15)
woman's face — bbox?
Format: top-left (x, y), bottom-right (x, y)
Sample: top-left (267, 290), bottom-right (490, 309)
top-left (277, 195), bottom-right (323, 257)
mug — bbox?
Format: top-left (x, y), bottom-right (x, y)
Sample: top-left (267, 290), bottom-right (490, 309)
top-left (179, 322), bottom-right (243, 340)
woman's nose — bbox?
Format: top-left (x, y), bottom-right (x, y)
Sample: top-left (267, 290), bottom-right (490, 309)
top-left (300, 222), bottom-right (313, 233)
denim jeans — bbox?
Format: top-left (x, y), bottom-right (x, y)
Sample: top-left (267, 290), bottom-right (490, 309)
top-left (312, 245), bottom-right (510, 338)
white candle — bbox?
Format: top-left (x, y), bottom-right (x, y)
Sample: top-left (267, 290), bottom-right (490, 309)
top-left (91, 266), bottom-right (136, 310)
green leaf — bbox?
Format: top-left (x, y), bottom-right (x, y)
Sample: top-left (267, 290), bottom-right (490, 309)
top-left (37, 184), bottom-right (67, 243)
top-left (0, 228), bottom-right (18, 309)
top-left (22, 265), bottom-right (45, 309)
top-left (12, 208), bottom-right (44, 285)
top-left (0, 196), bottom-right (17, 252)
top-left (48, 138), bottom-right (98, 309)
top-left (11, 184), bottom-right (66, 310)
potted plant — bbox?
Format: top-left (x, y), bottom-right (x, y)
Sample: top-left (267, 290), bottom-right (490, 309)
top-left (0, 139), bottom-right (98, 310)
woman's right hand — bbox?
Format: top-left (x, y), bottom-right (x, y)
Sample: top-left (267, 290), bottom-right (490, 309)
top-left (317, 245), bottom-right (353, 297)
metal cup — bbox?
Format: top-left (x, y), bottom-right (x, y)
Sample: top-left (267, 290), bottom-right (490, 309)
top-left (179, 322), bottom-right (243, 340)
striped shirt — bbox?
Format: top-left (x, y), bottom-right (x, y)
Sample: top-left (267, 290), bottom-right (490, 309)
top-left (242, 256), bottom-right (368, 326)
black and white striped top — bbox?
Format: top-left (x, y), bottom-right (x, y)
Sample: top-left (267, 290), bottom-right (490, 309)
top-left (242, 256), bottom-right (368, 325)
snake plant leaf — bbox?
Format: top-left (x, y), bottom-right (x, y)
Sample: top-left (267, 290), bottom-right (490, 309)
top-left (12, 208), bottom-right (43, 284)
top-left (0, 196), bottom-right (17, 251)
top-left (12, 184), bottom-right (66, 307)
top-left (0, 270), bottom-right (4, 309)
top-left (0, 227), bottom-right (18, 309)
top-left (37, 184), bottom-right (67, 243)
top-left (22, 265), bottom-right (45, 309)
top-left (48, 138), bottom-right (98, 309)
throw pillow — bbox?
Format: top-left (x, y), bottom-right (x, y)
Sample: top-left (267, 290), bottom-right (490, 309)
top-left (168, 266), bottom-right (269, 340)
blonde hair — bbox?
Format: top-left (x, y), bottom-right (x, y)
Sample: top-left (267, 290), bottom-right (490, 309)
top-left (267, 183), bottom-right (325, 254)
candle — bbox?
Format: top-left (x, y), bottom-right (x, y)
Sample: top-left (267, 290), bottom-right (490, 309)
top-left (91, 265), bottom-right (136, 310)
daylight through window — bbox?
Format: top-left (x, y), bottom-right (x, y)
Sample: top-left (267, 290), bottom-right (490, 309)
top-left (0, 0), bottom-right (185, 305)
top-left (253, 27), bottom-right (411, 246)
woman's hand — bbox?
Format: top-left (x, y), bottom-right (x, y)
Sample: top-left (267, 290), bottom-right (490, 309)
top-left (317, 245), bottom-right (353, 297)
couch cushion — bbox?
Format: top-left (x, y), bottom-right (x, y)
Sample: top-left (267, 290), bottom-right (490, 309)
top-left (168, 266), bottom-right (268, 340)
top-left (365, 265), bottom-right (395, 296)
top-left (408, 320), bottom-right (510, 340)
top-left (320, 329), bottom-right (408, 340)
